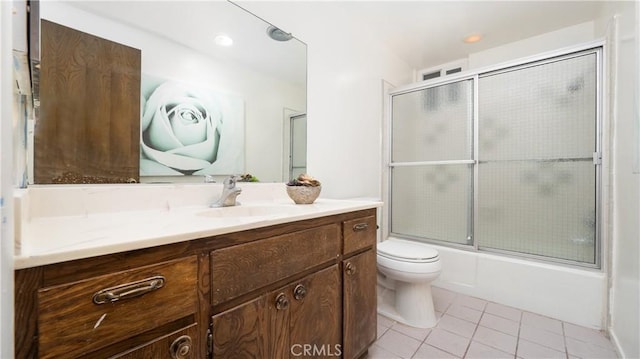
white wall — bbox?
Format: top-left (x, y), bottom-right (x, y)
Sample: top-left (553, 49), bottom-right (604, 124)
top-left (468, 21), bottom-right (597, 69)
top-left (1, 1), bottom-right (16, 356)
top-left (600, 1), bottom-right (640, 358)
top-left (40, 2), bottom-right (305, 183)
top-left (237, 1), bottom-right (414, 199)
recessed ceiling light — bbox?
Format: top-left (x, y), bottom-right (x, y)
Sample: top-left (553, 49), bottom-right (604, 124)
top-left (463, 34), bottom-right (482, 44)
top-left (214, 34), bottom-right (233, 47)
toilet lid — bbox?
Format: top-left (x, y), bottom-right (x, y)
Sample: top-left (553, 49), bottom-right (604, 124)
top-left (378, 239), bottom-right (439, 262)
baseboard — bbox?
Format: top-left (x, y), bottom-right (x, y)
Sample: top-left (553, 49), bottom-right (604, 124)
top-left (608, 328), bottom-right (627, 359)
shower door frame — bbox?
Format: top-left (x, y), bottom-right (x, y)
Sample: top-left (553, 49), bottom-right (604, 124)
top-left (385, 41), bottom-right (605, 269)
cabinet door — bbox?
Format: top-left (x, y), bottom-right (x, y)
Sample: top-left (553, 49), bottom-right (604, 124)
top-left (289, 264), bottom-right (342, 358)
top-left (212, 265), bottom-right (342, 359)
top-left (343, 250), bottom-right (377, 359)
top-left (113, 324), bottom-right (198, 359)
top-left (212, 296), bottom-right (269, 359)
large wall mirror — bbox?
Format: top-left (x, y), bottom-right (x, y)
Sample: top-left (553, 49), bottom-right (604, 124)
top-left (28, 0), bottom-right (307, 184)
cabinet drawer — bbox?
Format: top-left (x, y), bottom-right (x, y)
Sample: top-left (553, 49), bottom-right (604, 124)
top-left (343, 216), bottom-right (377, 255)
top-left (116, 324), bottom-right (199, 359)
top-left (37, 256), bottom-right (198, 359)
top-left (211, 224), bottom-right (340, 306)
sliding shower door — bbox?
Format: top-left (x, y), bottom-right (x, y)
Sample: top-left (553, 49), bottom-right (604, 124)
top-left (476, 51), bottom-right (599, 264)
top-left (389, 47), bottom-right (601, 266)
top-left (390, 80), bottom-right (474, 245)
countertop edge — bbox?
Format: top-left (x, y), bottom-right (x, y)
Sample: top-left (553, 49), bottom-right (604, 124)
top-left (15, 200), bottom-right (382, 269)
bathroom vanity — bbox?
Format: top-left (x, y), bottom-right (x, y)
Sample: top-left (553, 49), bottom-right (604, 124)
top-left (14, 185), bottom-right (379, 359)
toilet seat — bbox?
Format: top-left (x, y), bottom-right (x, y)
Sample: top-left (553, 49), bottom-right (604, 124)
top-left (378, 239), bottom-right (439, 263)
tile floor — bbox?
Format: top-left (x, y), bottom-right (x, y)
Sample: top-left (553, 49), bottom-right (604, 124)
top-left (369, 287), bottom-right (618, 359)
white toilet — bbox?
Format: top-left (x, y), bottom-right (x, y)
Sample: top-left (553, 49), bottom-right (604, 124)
top-left (377, 237), bottom-right (442, 328)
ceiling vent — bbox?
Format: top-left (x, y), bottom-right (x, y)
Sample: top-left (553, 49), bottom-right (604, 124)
top-left (417, 58), bottom-right (468, 82)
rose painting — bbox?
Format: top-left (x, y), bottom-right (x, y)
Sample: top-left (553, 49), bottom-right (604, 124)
top-left (140, 75), bottom-right (244, 176)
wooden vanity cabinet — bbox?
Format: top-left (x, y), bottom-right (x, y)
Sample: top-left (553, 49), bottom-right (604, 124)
top-left (342, 215), bottom-right (378, 359)
top-left (210, 223), bottom-right (343, 358)
top-left (16, 254), bottom-right (201, 359)
top-left (210, 212), bottom-right (377, 359)
top-left (212, 265), bottom-right (342, 358)
top-left (342, 250), bottom-right (377, 359)
top-left (15, 208), bottom-right (378, 359)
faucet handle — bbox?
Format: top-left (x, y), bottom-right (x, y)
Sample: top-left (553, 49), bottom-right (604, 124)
top-left (223, 175), bottom-right (240, 188)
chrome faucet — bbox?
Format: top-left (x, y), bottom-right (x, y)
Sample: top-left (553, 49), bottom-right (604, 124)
top-left (210, 176), bottom-right (242, 207)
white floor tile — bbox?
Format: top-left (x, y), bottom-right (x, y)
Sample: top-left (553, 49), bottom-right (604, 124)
top-left (425, 328), bottom-right (471, 358)
top-left (563, 322), bottom-right (615, 350)
top-left (378, 323), bottom-right (390, 339)
top-left (438, 314), bottom-right (478, 338)
top-left (373, 289), bottom-right (618, 359)
top-left (519, 324), bottom-right (565, 352)
top-left (516, 338), bottom-right (566, 359)
top-left (485, 302), bottom-right (522, 322)
top-left (466, 341), bottom-right (514, 359)
top-left (565, 337), bottom-right (618, 359)
top-left (521, 312), bottom-right (563, 335)
top-left (479, 313), bottom-right (520, 336)
top-left (367, 344), bottom-right (402, 359)
top-left (391, 322), bottom-right (432, 341)
top-left (375, 328), bottom-right (422, 358)
top-left (412, 343), bottom-right (460, 359)
top-left (446, 303), bottom-right (483, 323)
top-left (473, 326), bottom-right (517, 355)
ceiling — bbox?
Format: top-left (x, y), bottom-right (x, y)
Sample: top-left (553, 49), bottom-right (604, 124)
top-left (62, 1), bottom-right (606, 83)
top-left (332, 1), bottom-right (605, 70)
top-left (63, 1), bottom-right (307, 86)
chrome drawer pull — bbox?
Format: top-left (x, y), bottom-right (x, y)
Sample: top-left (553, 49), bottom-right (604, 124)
top-left (93, 276), bottom-right (166, 305)
top-left (352, 223), bottom-right (369, 232)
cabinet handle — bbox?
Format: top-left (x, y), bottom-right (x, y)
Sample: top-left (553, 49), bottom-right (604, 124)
top-left (293, 284), bottom-right (307, 301)
top-left (275, 293), bottom-right (289, 310)
top-left (345, 262), bottom-right (356, 276)
top-left (92, 276), bottom-right (165, 305)
top-left (169, 335), bottom-right (192, 359)
top-left (352, 223), bottom-right (369, 232)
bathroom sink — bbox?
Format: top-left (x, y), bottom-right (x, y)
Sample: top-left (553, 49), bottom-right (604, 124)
top-left (197, 204), bottom-right (301, 218)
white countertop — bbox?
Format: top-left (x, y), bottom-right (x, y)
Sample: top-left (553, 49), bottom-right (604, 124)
top-left (14, 184), bottom-right (381, 269)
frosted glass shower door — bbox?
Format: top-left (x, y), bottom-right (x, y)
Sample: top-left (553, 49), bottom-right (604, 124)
top-left (390, 80), bottom-right (474, 245)
top-left (476, 51), bottom-right (599, 264)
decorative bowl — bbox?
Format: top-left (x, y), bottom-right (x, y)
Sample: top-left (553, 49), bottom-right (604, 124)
top-left (286, 185), bottom-right (321, 204)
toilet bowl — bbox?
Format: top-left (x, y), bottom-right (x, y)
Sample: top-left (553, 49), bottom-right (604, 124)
top-left (377, 238), bottom-right (441, 328)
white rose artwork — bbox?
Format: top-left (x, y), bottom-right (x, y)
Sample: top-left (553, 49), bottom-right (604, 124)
top-left (140, 77), bottom-right (244, 176)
